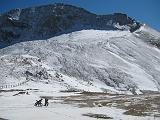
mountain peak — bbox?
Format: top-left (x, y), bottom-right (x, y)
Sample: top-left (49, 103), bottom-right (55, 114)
top-left (0, 3), bottom-right (141, 44)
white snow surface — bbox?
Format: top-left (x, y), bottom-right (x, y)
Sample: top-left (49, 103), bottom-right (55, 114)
top-left (0, 82), bottom-right (159, 120)
top-left (137, 24), bottom-right (160, 39)
top-left (0, 29), bottom-right (160, 94)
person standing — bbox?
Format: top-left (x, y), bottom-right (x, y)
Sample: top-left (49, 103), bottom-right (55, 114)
top-left (44, 98), bottom-right (49, 106)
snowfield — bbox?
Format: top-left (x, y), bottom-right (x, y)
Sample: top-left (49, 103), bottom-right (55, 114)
top-left (0, 26), bottom-right (160, 94)
top-left (0, 82), bottom-right (160, 120)
top-left (0, 26), bottom-right (160, 120)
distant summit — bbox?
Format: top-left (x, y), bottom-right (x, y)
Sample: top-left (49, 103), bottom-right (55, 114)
top-left (0, 3), bottom-right (141, 44)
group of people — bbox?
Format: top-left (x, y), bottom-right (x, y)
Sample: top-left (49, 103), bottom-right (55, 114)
top-left (34, 98), bottom-right (49, 107)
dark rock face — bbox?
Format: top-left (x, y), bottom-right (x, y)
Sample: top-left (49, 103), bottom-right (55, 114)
top-left (0, 3), bottom-right (141, 44)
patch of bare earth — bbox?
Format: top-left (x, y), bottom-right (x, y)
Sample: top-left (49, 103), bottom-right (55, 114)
top-left (56, 91), bottom-right (160, 118)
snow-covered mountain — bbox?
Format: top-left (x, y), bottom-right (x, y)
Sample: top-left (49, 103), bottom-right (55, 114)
top-left (0, 3), bottom-right (160, 94)
top-left (0, 3), bottom-right (140, 45)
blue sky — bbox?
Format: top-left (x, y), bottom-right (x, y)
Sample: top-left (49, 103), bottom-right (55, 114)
top-left (0, 0), bottom-right (159, 31)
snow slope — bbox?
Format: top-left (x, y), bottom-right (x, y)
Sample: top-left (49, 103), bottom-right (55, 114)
top-left (0, 27), bottom-right (160, 94)
top-left (134, 24), bottom-right (160, 48)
